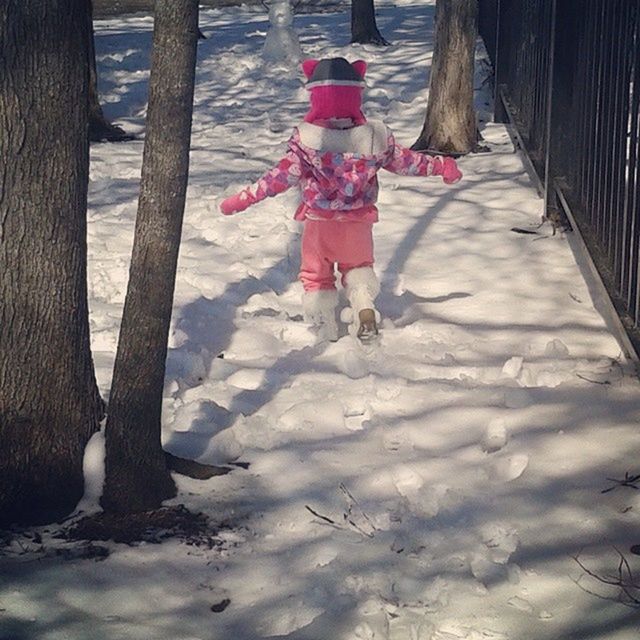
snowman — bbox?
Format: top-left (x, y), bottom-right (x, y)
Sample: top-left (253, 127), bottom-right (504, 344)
top-left (262, 0), bottom-right (303, 67)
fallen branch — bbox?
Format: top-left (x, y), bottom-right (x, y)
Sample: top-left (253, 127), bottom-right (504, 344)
top-left (572, 548), bottom-right (640, 609)
top-left (576, 373), bottom-right (611, 385)
top-left (510, 227), bottom-right (539, 235)
top-left (339, 483), bottom-right (377, 538)
top-left (305, 505), bottom-right (338, 526)
top-left (602, 471), bottom-right (640, 494)
top-left (305, 484), bottom-right (379, 539)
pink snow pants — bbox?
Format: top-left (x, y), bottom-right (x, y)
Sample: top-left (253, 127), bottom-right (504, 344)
top-left (299, 219), bottom-right (374, 292)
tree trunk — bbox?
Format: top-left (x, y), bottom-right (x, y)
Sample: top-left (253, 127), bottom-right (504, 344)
top-left (87, 0), bottom-right (134, 142)
top-left (412, 0), bottom-right (478, 154)
top-left (0, 0), bottom-right (103, 527)
top-left (351, 0), bottom-right (390, 46)
top-left (101, 0), bottom-right (199, 514)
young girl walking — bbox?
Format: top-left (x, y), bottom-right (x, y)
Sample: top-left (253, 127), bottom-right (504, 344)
top-left (220, 57), bottom-right (462, 342)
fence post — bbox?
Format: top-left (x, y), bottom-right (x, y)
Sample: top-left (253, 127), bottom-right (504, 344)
top-left (492, 0), bottom-right (507, 123)
top-left (543, 0), bottom-right (558, 218)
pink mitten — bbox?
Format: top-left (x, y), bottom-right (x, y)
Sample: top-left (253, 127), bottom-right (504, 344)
top-left (431, 156), bottom-right (462, 184)
top-left (442, 157), bottom-right (462, 184)
top-left (220, 188), bottom-right (256, 215)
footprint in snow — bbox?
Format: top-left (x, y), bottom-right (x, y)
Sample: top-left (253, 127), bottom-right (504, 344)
top-left (503, 388), bottom-right (533, 409)
top-left (383, 430), bottom-right (413, 453)
top-left (344, 402), bottom-right (371, 431)
top-left (254, 601), bottom-right (323, 637)
top-left (389, 611), bottom-right (434, 640)
top-left (508, 595), bottom-right (535, 614)
top-left (433, 623), bottom-right (509, 640)
top-left (545, 339), bottom-right (570, 357)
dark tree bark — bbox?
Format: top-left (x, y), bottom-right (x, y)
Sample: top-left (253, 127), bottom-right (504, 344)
top-left (88, 0), bottom-right (135, 142)
top-left (101, 0), bottom-right (199, 514)
top-left (0, 0), bottom-right (103, 527)
top-left (351, 0), bottom-right (390, 46)
top-left (412, 0), bottom-right (478, 154)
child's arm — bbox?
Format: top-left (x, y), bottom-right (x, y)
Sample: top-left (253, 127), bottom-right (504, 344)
top-left (220, 149), bottom-right (303, 215)
top-left (382, 132), bottom-right (462, 184)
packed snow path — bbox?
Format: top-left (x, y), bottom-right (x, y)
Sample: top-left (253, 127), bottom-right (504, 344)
top-left (2, 3), bottom-right (640, 640)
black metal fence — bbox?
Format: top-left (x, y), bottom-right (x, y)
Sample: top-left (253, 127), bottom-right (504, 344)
top-left (479, 0), bottom-right (640, 352)
top-left (477, 0), bottom-right (498, 62)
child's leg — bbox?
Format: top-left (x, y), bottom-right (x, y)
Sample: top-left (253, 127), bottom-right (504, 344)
top-left (299, 219), bottom-right (337, 292)
top-left (334, 222), bottom-right (380, 340)
top-left (343, 266), bottom-right (380, 340)
top-left (299, 220), bottom-right (339, 341)
top-left (302, 289), bottom-right (339, 342)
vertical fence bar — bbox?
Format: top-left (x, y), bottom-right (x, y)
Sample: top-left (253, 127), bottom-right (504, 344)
top-left (580, 1), bottom-right (598, 217)
top-left (574, 5), bottom-right (588, 210)
top-left (477, 0), bottom-right (640, 349)
top-left (591, 1), bottom-right (607, 236)
top-left (600, 3), bottom-right (615, 256)
top-left (611, 1), bottom-right (633, 285)
top-left (629, 8), bottom-right (640, 324)
top-left (543, 0), bottom-right (557, 213)
top-left (620, 11), bottom-right (638, 306)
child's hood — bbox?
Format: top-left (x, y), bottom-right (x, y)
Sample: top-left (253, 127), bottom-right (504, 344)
top-left (302, 57), bottom-right (367, 126)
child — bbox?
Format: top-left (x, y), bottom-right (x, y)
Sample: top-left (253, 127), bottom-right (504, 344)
top-left (220, 57), bottom-right (461, 342)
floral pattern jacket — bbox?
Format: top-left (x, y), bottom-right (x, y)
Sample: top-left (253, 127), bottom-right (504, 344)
top-left (247, 121), bottom-right (441, 223)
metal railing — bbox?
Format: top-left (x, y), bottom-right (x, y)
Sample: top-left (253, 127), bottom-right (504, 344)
top-left (479, 0), bottom-right (640, 353)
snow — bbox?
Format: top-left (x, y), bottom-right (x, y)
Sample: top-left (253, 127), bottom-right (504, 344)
top-left (2, 1), bottom-right (640, 639)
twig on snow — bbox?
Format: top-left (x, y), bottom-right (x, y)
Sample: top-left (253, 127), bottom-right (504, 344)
top-left (305, 505), bottom-right (338, 526)
top-left (602, 471), bottom-right (640, 493)
top-left (572, 548), bottom-right (640, 609)
top-left (305, 484), bottom-right (379, 539)
top-left (340, 483), bottom-right (377, 538)
top-left (575, 373), bottom-right (611, 385)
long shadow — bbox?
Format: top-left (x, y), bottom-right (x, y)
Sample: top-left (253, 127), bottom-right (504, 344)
top-left (378, 187), bottom-right (465, 320)
top-left (87, 176), bottom-right (142, 213)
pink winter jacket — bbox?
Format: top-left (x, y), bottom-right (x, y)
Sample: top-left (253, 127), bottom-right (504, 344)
top-left (246, 120), bottom-right (442, 223)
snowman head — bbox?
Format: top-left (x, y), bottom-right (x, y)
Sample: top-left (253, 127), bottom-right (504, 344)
top-left (269, 0), bottom-right (294, 28)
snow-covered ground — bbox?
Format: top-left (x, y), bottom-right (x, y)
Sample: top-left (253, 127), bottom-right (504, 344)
top-left (2, 2), bottom-right (640, 639)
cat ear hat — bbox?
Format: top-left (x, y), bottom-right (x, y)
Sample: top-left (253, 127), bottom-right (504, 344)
top-left (302, 57), bottom-right (367, 125)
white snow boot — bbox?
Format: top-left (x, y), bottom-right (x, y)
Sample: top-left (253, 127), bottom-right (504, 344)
top-left (344, 267), bottom-right (380, 342)
top-left (303, 289), bottom-right (339, 343)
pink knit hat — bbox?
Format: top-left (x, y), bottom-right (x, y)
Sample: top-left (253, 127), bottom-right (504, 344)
top-left (302, 58), bottom-right (367, 126)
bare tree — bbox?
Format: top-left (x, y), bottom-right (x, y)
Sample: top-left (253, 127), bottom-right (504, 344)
top-left (101, 0), bottom-right (200, 514)
top-left (0, 0), bottom-right (104, 526)
top-left (351, 0), bottom-right (390, 46)
top-left (412, 0), bottom-right (478, 154)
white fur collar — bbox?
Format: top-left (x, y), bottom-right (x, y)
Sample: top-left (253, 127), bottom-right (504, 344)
top-left (297, 120), bottom-right (388, 155)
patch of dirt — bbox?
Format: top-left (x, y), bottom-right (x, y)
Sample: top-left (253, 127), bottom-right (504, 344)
top-left (63, 504), bottom-right (223, 547)
top-left (0, 505), bottom-right (232, 563)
